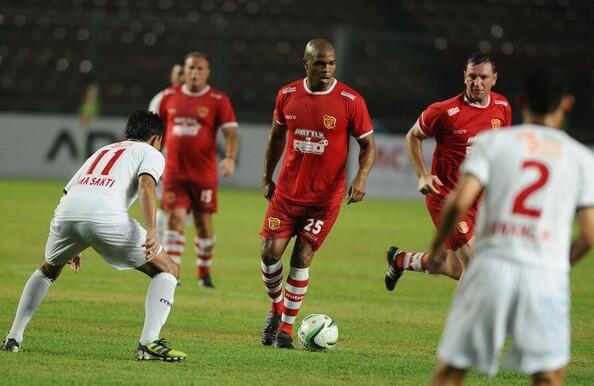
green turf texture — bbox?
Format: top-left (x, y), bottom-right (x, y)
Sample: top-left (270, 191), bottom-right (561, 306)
top-left (1, 180), bottom-right (593, 385)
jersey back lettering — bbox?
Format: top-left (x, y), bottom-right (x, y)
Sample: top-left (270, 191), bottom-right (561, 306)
top-left (461, 124), bottom-right (594, 270)
top-left (54, 141), bottom-right (165, 223)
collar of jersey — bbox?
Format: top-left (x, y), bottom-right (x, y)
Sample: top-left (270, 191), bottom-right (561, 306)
top-left (463, 93), bottom-right (490, 109)
top-left (181, 84), bottom-right (210, 97)
top-left (303, 78), bottom-right (337, 95)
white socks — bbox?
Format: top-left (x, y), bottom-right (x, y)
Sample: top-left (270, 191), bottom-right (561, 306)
top-left (156, 208), bottom-right (168, 246)
top-left (139, 272), bottom-right (177, 345)
top-left (7, 269), bottom-right (53, 343)
top-left (7, 269), bottom-right (178, 347)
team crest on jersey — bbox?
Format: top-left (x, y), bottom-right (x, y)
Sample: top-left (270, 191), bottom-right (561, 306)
top-left (165, 192), bottom-right (176, 203)
top-left (268, 217), bottom-right (281, 231)
top-left (197, 106), bottom-right (209, 118)
top-left (456, 221), bottom-right (470, 234)
top-left (323, 114), bottom-right (336, 129)
top-left (491, 118), bottom-right (502, 129)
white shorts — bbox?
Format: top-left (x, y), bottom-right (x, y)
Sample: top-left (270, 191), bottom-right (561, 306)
top-left (438, 257), bottom-right (569, 376)
top-left (45, 219), bottom-right (149, 271)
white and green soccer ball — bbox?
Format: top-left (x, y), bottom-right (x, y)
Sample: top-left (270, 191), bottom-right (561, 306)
top-left (298, 314), bottom-right (338, 351)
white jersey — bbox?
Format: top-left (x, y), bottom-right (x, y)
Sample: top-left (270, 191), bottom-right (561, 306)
top-left (462, 124), bottom-right (594, 271)
top-left (54, 140), bottom-right (165, 224)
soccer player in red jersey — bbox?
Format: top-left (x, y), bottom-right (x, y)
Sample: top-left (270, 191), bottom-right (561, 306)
top-left (384, 53), bottom-right (512, 290)
top-left (151, 52), bottom-right (239, 288)
top-left (259, 39), bottom-right (376, 349)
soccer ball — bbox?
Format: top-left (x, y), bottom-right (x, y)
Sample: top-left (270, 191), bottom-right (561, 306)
top-left (298, 314), bottom-right (338, 351)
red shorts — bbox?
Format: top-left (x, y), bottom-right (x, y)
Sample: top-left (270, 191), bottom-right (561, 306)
top-left (162, 179), bottom-right (217, 214)
top-left (259, 194), bottom-right (341, 251)
top-left (426, 194), bottom-right (476, 251)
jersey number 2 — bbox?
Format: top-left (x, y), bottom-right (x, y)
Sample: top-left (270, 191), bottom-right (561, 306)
top-left (511, 160), bottom-right (549, 218)
top-left (86, 149), bottom-right (126, 175)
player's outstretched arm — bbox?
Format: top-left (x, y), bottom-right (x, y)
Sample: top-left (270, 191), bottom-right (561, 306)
top-left (138, 174), bottom-right (160, 259)
top-left (262, 119), bottom-right (288, 200)
top-left (406, 120), bottom-right (443, 195)
top-left (220, 125), bottom-right (239, 177)
top-left (569, 207), bottom-right (594, 266)
top-left (347, 134), bottom-right (376, 205)
top-left (426, 174), bottom-right (482, 269)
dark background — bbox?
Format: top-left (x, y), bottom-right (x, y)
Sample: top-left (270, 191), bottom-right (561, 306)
top-left (1, 0), bottom-right (592, 140)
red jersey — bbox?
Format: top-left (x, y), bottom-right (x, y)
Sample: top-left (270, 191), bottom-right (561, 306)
top-left (273, 78), bottom-right (374, 206)
top-left (153, 84), bottom-right (237, 183)
top-left (419, 91), bottom-right (511, 193)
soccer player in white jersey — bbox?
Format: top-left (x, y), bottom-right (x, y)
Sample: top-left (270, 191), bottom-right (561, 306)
top-left (426, 67), bottom-right (594, 386)
top-left (2, 111), bottom-right (187, 361)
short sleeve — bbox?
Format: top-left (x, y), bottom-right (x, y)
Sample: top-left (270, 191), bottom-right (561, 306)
top-left (418, 103), bottom-right (444, 138)
top-left (350, 96), bottom-right (374, 139)
top-left (273, 89), bottom-right (286, 125)
top-left (217, 94), bottom-right (238, 130)
top-left (577, 150), bottom-right (594, 208)
top-left (460, 132), bottom-right (492, 185)
top-left (504, 101), bottom-right (512, 127)
top-left (139, 148), bottom-right (165, 183)
top-left (148, 91), bottom-right (163, 115)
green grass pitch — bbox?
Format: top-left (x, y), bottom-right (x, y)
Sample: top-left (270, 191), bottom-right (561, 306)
top-left (1, 180), bottom-right (593, 385)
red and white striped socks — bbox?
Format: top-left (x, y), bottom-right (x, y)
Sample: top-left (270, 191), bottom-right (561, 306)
top-left (279, 266), bottom-right (309, 335)
top-left (164, 230), bottom-right (185, 266)
top-left (261, 261), bottom-right (284, 314)
top-left (195, 236), bottom-right (215, 277)
top-left (394, 251), bottom-right (427, 272)
top-left (260, 263), bottom-right (310, 335)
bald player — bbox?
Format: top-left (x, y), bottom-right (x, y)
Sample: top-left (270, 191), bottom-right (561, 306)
top-left (258, 38), bottom-right (376, 349)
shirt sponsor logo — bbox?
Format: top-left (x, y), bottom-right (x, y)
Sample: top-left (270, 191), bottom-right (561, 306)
top-left (453, 129), bottom-right (466, 135)
top-left (494, 100), bottom-right (508, 106)
top-left (165, 192), bottom-right (176, 203)
top-left (286, 114), bottom-right (297, 120)
top-left (268, 217), bottom-right (281, 230)
top-left (197, 106), bottom-right (209, 118)
top-left (491, 118), bottom-right (502, 129)
top-left (447, 107), bottom-right (460, 116)
top-left (172, 117), bottom-right (201, 136)
top-left (323, 114), bottom-right (337, 129)
top-left (283, 87), bottom-right (297, 94)
top-left (293, 128), bottom-right (329, 155)
top-left (456, 221), bottom-right (470, 234)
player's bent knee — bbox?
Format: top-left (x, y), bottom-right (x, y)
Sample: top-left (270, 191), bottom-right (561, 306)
top-left (167, 210), bottom-right (187, 231)
top-left (40, 261), bottom-right (64, 281)
top-left (260, 240), bottom-right (282, 265)
top-left (140, 250), bottom-right (179, 277)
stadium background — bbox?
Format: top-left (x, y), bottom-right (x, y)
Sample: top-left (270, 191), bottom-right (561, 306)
top-left (1, 0), bottom-right (592, 195)
top-left (0, 0), bottom-right (592, 136)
